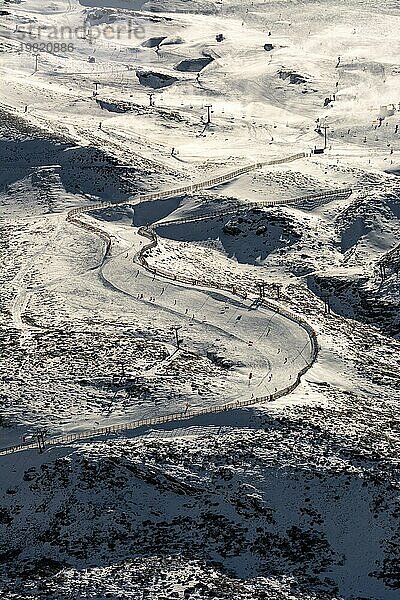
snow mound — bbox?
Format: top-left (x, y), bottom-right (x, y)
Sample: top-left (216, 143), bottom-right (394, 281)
top-left (136, 70), bottom-right (178, 89)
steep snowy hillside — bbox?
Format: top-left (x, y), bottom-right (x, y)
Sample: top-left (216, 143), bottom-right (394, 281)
top-left (0, 0), bottom-right (399, 599)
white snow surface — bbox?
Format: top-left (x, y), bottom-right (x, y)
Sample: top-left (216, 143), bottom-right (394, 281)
top-left (0, 0), bottom-right (399, 599)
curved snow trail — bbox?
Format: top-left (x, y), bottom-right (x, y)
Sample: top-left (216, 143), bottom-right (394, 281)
top-left (10, 214), bottom-right (65, 332)
top-left (1, 227), bottom-right (315, 457)
top-left (0, 233), bottom-right (315, 455)
top-left (11, 290), bottom-right (31, 331)
top-left (103, 243), bottom-right (311, 391)
top-left (1, 156), bottom-right (325, 457)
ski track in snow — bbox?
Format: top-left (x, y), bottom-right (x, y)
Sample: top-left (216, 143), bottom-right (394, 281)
top-left (10, 214), bottom-right (66, 331)
top-left (1, 165), bottom-right (323, 456)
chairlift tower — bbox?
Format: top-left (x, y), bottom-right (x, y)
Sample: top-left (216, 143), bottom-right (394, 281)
top-left (205, 104), bottom-right (213, 124)
top-left (36, 430), bottom-right (46, 454)
top-left (256, 281), bottom-right (267, 299)
top-left (172, 325), bottom-right (183, 349)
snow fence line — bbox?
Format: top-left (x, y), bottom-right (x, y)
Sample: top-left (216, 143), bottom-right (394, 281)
top-left (0, 369), bottom-right (316, 457)
top-left (65, 151), bottom-right (312, 256)
top-left (0, 154), bottom-right (350, 456)
top-left (153, 188), bottom-right (353, 229)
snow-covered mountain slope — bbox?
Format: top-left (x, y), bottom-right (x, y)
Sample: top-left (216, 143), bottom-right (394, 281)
top-left (1, 389), bottom-right (399, 599)
top-left (0, 0), bottom-right (399, 599)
